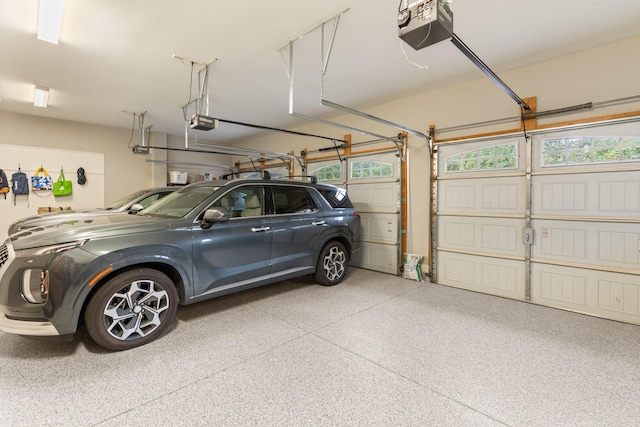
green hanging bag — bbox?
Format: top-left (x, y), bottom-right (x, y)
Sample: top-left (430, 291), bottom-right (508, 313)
top-left (53, 169), bottom-right (73, 197)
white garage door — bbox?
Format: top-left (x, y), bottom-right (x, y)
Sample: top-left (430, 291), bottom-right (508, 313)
top-left (434, 118), bottom-right (640, 325)
top-left (434, 136), bottom-right (528, 300)
top-left (308, 151), bottom-right (401, 275)
top-left (530, 120), bottom-right (640, 324)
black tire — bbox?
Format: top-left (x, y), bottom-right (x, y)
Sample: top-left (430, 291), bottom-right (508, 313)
top-left (314, 241), bottom-right (349, 286)
top-left (85, 269), bottom-right (178, 351)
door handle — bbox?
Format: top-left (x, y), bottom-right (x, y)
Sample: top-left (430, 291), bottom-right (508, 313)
top-left (251, 226), bottom-right (271, 232)
top-left (312, 221), bottom-right (327, 226)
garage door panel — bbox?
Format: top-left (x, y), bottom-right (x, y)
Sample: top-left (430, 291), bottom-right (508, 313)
top-left (532, 219), bottom-right (640, 272)
top-left (359, 212), bottom-right (398, 245)
top-left (532, 263), bottom-right (640, 324)
top-left (437, 252), bottom-right (525, 299)
top-left (438, 176), bottom-right (527, 215)
top-left (532, 171), bottom-right (640, 218)
top-left (351, 242), bottom-right (398, 275)
top-left (347, 182), bottom-right (399, 213)
top-left (438, 216), bottom-right (526, 257)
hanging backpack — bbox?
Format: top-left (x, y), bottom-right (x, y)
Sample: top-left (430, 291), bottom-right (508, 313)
top-left (0, 169), bottom-right (9, 200)
top-left (77, 167), bottom-right (87, 185)
top-left (11, 170), bottom-right (29, 206)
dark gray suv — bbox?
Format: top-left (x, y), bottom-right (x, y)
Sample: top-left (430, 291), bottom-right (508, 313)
top-left (0, 177), bottom-right (360, 350)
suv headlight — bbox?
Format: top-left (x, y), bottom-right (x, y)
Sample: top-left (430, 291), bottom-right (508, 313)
top-left (14, 240), bottom-right (88, 258)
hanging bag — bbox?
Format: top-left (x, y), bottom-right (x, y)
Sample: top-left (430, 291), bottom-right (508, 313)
top-left (31, 167), bottom-right (53, 191)
top-left (0, 169), bottom-right (9, 200)
top-left (11, 169), bottom-right (30, 206)
top-left (53, 169), bottom-right (73, 197)
top-left (77, 167), bottom-right (87, 185)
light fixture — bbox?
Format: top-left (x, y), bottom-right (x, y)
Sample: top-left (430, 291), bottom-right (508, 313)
top-left (34, 86), bottom-right (49, 108)
top-left (37, 0), bottom-right (66, 44)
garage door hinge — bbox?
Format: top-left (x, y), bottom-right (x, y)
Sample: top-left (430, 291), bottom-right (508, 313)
top-left (523, 228), bottom-right (534, 245)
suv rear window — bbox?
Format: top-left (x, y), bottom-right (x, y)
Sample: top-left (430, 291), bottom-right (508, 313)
top-left (317, 187), bottom-right (353, 209)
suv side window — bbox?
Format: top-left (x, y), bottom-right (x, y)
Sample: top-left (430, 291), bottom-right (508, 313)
top-left (272, 186), bottom-right (318, 215)
top-left (212, 185), bottom-right (264, 218)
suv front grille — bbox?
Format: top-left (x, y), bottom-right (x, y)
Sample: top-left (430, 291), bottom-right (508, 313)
top-left (0, 243), bottom-right (8, 269)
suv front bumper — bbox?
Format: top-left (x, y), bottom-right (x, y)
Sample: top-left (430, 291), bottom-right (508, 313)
top-left (0, 309), bottom-right (60, 336)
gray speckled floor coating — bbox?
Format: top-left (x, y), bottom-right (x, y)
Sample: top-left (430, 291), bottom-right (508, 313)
top-left (1, 267), bottom-right (639, 426)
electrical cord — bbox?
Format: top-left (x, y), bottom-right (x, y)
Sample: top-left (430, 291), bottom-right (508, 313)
top-left (398, 0), bottom-right (431, 70)
top-left (415, 10), bottom-right (433, 49)
top-left (400, 40), bottom-right (429, 70)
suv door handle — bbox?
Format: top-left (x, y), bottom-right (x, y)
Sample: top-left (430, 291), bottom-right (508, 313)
top-left (312, 221), bottom-right (327, 226)
top-left (251, 226), bottom-right (271, 232)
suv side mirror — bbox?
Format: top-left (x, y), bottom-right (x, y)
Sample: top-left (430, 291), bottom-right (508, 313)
top-left (129, 203), bottom-right (145, 214)
top-left (201, 207), bottom-right (230, 229)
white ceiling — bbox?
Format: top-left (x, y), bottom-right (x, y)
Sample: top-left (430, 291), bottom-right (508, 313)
top-left (1, 0), bottom-right (640, 144)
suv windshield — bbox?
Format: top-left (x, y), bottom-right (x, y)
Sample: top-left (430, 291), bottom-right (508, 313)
top-left (104, 189), bottom-right (149, 210)
top-left (141, 185), bottom-right (222, 218)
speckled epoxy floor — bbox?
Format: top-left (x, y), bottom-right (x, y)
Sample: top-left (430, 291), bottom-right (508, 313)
top-left (1, 268), bottom-right (639, 426)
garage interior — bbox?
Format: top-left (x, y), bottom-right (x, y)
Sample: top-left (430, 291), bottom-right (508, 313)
top-left (1, 0), bottom-right (640, 425)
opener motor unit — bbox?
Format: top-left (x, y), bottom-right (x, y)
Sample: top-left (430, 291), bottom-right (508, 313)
top-left (190, 115), bottom-right (218, 131)
top-left (132, 145), bottom-right (150, 155)
top-left (398, 0), bottom-right (453, 50)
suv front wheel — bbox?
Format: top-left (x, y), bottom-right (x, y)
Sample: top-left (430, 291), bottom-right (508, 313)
top-left (85, 269), bottom-right (178, 351)
top-left (315, 241), bottom-right (349, 286)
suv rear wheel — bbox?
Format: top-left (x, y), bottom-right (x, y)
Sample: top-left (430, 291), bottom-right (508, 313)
top-left (315, 241), bottom-right (349, 286)
top-left (85, 269), bottom-right (178, 351)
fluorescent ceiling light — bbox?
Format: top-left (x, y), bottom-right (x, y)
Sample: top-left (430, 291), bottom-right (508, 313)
top-left (38, 0), bottom-right (66, 44)
top-left (34, 86), bottom-right (50, 108)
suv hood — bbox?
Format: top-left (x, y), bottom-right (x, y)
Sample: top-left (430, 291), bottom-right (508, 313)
top-left (9, 208), bottom-right (122, 233)
top-left (9, 214), bottom-right (172, 250)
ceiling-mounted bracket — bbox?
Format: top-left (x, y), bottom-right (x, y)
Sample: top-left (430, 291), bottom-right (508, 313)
top-left (176, 57), bottom-right (218, 146)
top-left (278, 10), bottom-right (405, 149)
top-left (136, 112), bottom-right (152, 147)
top-left (280, 9), bottom-right (429, 157)
top-left (123, 110), bottom-right (152, 154)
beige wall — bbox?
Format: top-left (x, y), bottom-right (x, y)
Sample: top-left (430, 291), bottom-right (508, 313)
top-left (0, 112), bottom-right (157, 204)
top-left (1, 34), bottom-right (639, 270)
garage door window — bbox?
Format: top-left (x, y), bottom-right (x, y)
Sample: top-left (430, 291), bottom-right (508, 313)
top-left (311, 164), bottom-right (342, 181)
top-left (541, 136), bottom-right (640, 166)
top-left (350, 161), bottom-right (393, 179)
top-left (445, 142), bottom-right (518, 172)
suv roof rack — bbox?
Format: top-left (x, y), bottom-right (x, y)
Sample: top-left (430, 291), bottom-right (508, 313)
top-left (219, 170), bottom-right (271, 180)
top-left (280, 175), bottom-right (317, 184)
